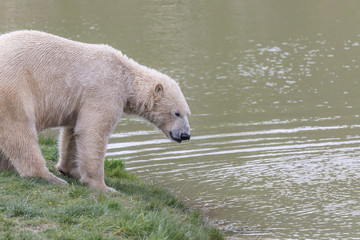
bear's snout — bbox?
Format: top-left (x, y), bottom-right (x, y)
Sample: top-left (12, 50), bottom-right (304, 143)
top-left (180, 132), bottom-right (191, 141)
top-left (170, 130), bottom-right (191, 143)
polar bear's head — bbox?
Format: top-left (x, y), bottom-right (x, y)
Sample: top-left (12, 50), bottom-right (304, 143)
top-left (149, 79), bottom-right (191, 143)
top-left (127, 69), bottom-right (191, 143)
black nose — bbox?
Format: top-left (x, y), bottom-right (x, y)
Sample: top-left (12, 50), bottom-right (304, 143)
top-left (180, 133), bottom-right (191, 140)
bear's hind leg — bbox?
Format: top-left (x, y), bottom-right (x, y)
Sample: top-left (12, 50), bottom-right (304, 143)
top-left (56, 127), bottom-right (80, 178)
top-left (0, 149), bottom-right (14, 171)
top-left (0, 124), bottom-right (68, 185)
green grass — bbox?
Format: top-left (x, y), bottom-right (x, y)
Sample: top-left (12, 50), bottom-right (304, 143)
top-left (0, 139), bottom-right (223, 240)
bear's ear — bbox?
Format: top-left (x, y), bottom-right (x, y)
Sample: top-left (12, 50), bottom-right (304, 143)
top-left (154, 83), bottom-right (164, 98)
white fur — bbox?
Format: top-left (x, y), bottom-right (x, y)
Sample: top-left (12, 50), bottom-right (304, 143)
top-left (0, 30), bottom-right (190, 191)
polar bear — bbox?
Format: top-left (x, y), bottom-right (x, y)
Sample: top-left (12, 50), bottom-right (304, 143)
top-left (0, 30), bottom-right (191, 191)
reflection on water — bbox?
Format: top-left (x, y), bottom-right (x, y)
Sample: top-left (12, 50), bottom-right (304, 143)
top-left (2, 0), bottom-right (360, 238)
top-left (108, 116), bottom-right (360, 238)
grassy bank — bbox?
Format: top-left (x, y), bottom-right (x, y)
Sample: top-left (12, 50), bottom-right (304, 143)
top-left (0, 138), bottom-right (223, 240)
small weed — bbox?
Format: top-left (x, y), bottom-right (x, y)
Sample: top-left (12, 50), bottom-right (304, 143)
top-left (107, 200), bottom-right (122, 210)
top-left (6, 203), bottom-right (38, 219)
top-left (66, 186), bottom-right (89, 199)
top-left (104, 158), bottom-right (137, 180)
top-left (61, 200), bottom-right (106, 218)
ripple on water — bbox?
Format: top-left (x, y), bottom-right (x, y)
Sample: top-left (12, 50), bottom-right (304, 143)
top-left (106, 117), bottom-right (360, 237)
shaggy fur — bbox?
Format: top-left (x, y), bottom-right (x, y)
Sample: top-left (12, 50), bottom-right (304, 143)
top-left (0, 30), bottom-right (191, 191)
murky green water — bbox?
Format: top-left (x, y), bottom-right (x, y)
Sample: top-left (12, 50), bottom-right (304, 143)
top-left (2, 1), bottom-right (360, 238)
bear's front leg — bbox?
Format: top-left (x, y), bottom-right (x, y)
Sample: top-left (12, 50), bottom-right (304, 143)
top-left (56, 127), bottom-right (80, 178)
top-left (74, 110), bottom-right (118, 192)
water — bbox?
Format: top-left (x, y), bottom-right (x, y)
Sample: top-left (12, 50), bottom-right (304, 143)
top-left (2, 1), bottom-right (360, 238)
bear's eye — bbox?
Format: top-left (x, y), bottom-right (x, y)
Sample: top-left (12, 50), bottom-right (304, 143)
top-left (174, 112), bottom-right (181, 117)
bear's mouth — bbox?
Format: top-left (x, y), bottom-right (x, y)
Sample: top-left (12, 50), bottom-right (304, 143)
top-left (170, 131), bottom-right (182, 143)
